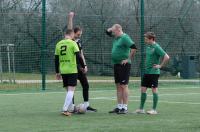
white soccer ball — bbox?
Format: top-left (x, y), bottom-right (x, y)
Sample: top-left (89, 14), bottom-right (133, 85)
top-left (75, 103), bottom-right (86, 114)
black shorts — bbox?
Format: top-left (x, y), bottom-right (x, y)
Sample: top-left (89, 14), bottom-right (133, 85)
top-left (141, 74), bottom-right (159, 88)
top-left (61, 74), bottom-right (78, 87)
top-left (114, 63), bottom-right (131, 85)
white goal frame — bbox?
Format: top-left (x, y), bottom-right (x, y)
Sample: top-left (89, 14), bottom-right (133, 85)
top-left (0, 44), bottom-right (15, 83)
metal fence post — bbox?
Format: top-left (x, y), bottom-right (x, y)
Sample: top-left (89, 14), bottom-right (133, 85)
top-left (41, 0), bottom-right (46, 90)
top-left (140, 0), bottom-right (145, 79)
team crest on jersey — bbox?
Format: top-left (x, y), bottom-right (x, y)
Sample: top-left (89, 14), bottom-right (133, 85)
top-left (147, 47), bottom-right (155, 54)
top-left (151, 48), bottom-right (155, 53)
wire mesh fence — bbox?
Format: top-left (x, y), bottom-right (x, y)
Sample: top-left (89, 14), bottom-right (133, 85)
top-left (0, 0), bottom-right (199, 91)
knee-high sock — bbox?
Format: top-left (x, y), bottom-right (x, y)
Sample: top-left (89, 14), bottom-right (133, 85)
top-left (153, 93), bottom-right (158, 110)
top-left (140, 93), bottom-right (147, 109)
top-left (63, 91), bottom-right (74, 111)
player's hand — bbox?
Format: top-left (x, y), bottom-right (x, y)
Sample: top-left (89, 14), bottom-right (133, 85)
top-left (80, 66), bottom-right (88, 74)
top-left (121, 59), bottom-right (128, 65)
top-left (153, 64), bottom-right (161, 69)
top-left (80, 68), bottom-right (84, 73)
top-left (83, 66), bottom-right (88, 73)
top-left (68, 12), bottom-right (74, 18)
top-left (107, 28), bottom-right (112, 32)
top-left (56, 73), bottom-right (62, 80)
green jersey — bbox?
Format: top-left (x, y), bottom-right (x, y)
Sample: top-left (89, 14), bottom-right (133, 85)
top-left (111, 33), bottom-right (135, 64)
top-left (145, 42), bottom-right (166, 74)
top-left (55, 39), bottom-right (79, 74)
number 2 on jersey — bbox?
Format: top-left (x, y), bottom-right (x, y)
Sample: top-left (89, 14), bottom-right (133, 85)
top-left (60, 45), bottom-right (67, 55)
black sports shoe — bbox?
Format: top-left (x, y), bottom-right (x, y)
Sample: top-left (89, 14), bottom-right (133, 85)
top-left (117, 108), bottom-right (128, 114)
top-left (86, 106), bottom-right (97, 112)
top-left (109, 108), bottom-right (120, 113)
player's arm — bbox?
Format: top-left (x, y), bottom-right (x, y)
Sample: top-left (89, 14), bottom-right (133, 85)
top-left (105, 28), bottom-right (114, 37)
top-left (121, 35), bottom-right (137, 65)
top-left (80, 49), bottom-right (88, 73)
top-left (121, 45), bottom-right (137, 65)
top-left (55, 45), bottom-right (61, 80)
top-left (75, 52), bottom-right (85, 69)
top-left (153, 54), bottom-right (170, 69)
top-left (153, 46), bottom-right (170, 69)
top-left (67, 12), bottom-right (74, 30)
top-left (55, 55), bottom-right (59, 73)
top-left (129, 45), bottom-right (137, 60)
top-left (80, 50), bottom-right (87, 66)
top-left (55, 55), bottom-right (62, 80)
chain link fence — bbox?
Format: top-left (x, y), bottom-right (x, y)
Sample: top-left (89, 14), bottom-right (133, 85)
top-left (0, 0), bottom-right (199, 90)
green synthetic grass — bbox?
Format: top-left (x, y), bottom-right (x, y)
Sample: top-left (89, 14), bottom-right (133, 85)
top-left (0, 84), bottom-right (200, 132)
top-left (1, 73), bottom-right (198, 93)
top-left (0, 74), bottom-right (199, 131)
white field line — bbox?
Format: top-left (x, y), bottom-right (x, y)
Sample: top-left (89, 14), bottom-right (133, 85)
top-left (0, 91), bottom-right (200, 105)
top-left (90, 97), bottom-right (200, 105)
top-left (89, 93), bottom-right (200, 99)
top-left (0, 90), bottom-right (200, 96)
top-left (1, 79), bottom-right (200, 84)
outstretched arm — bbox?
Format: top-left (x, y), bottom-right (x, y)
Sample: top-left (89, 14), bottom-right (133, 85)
top-left (67, 12), bottom-right (74, 30)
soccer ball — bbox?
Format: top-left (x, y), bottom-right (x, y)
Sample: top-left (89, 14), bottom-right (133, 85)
top-left (75, 103), bottom-right (86, 114)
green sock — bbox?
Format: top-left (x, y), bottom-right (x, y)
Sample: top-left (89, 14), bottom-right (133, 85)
top-left (153, 93), bottom-right (158, 110)
top-left (140, 93), bottom-right (147, 109)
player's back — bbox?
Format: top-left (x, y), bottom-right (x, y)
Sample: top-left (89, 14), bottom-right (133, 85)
top-left (55, 39), bottom-right (79, 74)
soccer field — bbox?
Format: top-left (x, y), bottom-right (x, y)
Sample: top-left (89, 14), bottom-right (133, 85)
top-left (0, 82), bottom-right (200, 132)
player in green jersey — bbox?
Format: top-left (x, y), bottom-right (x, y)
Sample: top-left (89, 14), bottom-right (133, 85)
top-left (135, 32), bottom-right (170, 115)
top-left (106, 24), bottom-right (137, 114)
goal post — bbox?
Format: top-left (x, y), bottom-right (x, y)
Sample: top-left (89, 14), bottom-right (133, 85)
top-left (0, 44), bottom-right (15, 83)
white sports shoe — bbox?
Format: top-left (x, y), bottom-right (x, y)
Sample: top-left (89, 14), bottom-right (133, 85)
top-left (135, 109), bottom-right (145, 114)
top-left (147, 109), bottom-right (158, 115)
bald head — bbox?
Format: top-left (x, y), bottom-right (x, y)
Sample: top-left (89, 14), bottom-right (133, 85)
top-left (112, 24), bottom-right (122, 31)
top-left (111, 24), bottom-right (123, 37)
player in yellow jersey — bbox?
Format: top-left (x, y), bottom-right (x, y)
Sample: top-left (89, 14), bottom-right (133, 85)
top-left (55, 29), bottom-right (85, 116)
